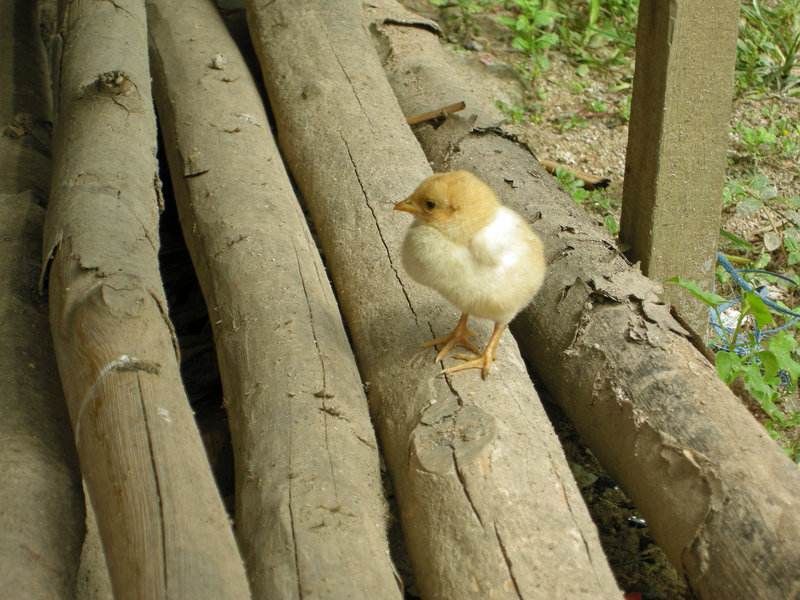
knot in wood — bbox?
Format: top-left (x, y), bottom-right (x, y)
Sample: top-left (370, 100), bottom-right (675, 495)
top-left (99, 273), bottom-right (148, 318)
top-left (409, 404), bottom-right (497, 475)
top-left (97, 70), bottom-right (133, 95)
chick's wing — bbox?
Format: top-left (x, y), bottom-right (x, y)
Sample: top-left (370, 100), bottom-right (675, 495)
top-left (468, 208), bottom-right (530, 268)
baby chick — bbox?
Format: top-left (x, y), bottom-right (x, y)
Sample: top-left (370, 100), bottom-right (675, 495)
top-left (394, 170), bottom-right (545, 378)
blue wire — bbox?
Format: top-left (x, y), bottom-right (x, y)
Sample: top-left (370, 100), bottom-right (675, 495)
top-left (712, 253), bottom-right (800, 359)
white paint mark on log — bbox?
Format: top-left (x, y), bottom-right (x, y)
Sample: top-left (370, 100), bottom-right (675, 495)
top-left (75, 354), bottom-right (160, 444)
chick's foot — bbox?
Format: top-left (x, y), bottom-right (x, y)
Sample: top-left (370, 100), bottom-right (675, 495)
top-left (423, 312), bottom-right (479, 362)
top-left (442, 322), bottom-right (507, 380)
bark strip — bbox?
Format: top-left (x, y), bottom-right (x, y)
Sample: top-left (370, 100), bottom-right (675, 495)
top-left (366, 4), bottom-right (800, 598)
top-left (247, 1), bottom-right (622, 598)
top-left (147, 0), bottom-right (401, 597)
top-left (41, 0), bottom-right (250, 597)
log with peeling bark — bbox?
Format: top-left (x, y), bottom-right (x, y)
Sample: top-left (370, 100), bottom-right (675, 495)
top-left (0, 2), bottom-right (84, 596)
top-left (146, 0), bottom-right (401, 597)
top-left (365, 3), bottom-right (800, 598)
top-left (246, 1), bottom-right (622, 598)
top-left (40, 0), bottom-right (250, 597)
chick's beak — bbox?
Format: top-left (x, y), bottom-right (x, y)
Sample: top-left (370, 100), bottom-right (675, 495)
top-left (394, 197), bottom-right (419, 214)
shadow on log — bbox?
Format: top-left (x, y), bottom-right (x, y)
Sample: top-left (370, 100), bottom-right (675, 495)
top-left (247, 0), bottom-right (621, 598)
top-left (366, 2), bottom-right (800, 598)
top-left (147, 0), bottom-right (402, 597)
top-left (40, 0), bottom-right (250, 597)
top-left (0, 1), bottom-right (83, 596)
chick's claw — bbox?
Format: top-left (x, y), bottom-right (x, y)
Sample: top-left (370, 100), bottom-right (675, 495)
top-left (422, 313), bottom-right (479, 361)
top-left (442, 322), bottom-right (507, 380)
top-left (442, 352), bottom-right (495, 380)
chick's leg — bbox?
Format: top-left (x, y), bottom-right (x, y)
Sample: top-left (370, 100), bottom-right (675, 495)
top-left (444, 322), bottom-right (507, 380)
top-left (423, 313), bottom-right (479, 362)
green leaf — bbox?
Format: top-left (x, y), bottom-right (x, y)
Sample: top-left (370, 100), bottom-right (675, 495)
top-left (716, 351), bottom-right (741, 384)
top-left (667, 277), bottom-right (727, 306)
top-left (604, 215), bottom-right (619, 236)
top-left (720, 229), bottom-right (755, 251)
top-left (742, 292), bottom-right (774, 329)
top-left (512, 37), bottom-right (531, 52)
top-left (756, 350), bottom-right (780, 382)
top-left (736, 195), bottom-right (763, 216)
top-left (761, 396), bottom-right (786, 425)
top-left (744, 365), bottom-right (776, 402)
top-left (754, 253), bottom-right (771, 269)
top-left (571, 188), bottom-right (588, 203)
top-left (749, 172), bottom-right (778, 199)
top-left (768, 333), bottom-right (800, 383)
top-left (764, 231), bottom-right (782, 252)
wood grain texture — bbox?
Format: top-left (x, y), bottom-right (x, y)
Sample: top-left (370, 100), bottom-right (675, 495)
top-left (247, 1), bottom-right (621, 597)
top-left (42, 0), bottom-right (250, 597)
top-left (147, 0), bottom-right (401, 597)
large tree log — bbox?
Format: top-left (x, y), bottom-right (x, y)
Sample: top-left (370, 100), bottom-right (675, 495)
top-left (146, 0), bottom-right (401, 597)
top-left (246, 1), bottom-right (621, 598)
top-left (0, 1), bottom-right (84, 596)
top-left (41, 0), bottom-right (250, 597)
top-left (366, 4), bottom-right (800, 598)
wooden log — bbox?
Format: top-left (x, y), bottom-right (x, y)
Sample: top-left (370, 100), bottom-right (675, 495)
top-left (0, 2), bottom-right (84, 596)
top-left (620, 0), bottom-right (739, 333)
top-left (366, 4), bottom-right (800, 598)
top-left (146, 0), bottom-right (402, 597)
top-left (246, 1), bottom-right (622, 598)
top-left (76, 499), bottom-right (114, 600)
top-left (41, 0), bottom-right (251, 597)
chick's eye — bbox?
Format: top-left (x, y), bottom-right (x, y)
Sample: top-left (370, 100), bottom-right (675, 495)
top-left (424, 200), bottom-right (436, 211)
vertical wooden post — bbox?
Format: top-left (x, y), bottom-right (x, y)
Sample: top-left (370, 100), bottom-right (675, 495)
top-left (620, 0), bottom-right (740, 333)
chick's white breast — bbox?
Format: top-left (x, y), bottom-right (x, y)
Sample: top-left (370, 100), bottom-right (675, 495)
top-left (402, 207), bottom-right (545, 323)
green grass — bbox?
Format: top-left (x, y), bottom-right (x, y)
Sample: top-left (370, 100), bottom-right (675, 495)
top-left (736, 0), bottom-right (800, 96)
top-left (553, 166), bottom-right (620, 236)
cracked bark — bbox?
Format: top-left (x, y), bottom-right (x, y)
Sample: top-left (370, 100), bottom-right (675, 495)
top-left (147, 0), bottom-right (400, 597)
top-left (247, 0), bottom-right (621, 598)
top-left (41, 0), bottom-right (250, 597)
top-left (365, 2), bottom-right (800, 597)
top-left (0, 2), bottom-right (84, 597)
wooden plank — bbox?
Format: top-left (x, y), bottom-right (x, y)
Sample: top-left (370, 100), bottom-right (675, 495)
top-left (620, 0), bottom-right (741, 333)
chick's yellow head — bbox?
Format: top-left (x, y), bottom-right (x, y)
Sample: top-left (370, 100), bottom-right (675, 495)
top-left (394, 171), bottom-right (499, 241)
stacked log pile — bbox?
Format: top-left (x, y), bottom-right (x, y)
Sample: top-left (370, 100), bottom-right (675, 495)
top-left (1, 0), bottom-right (798, 598)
